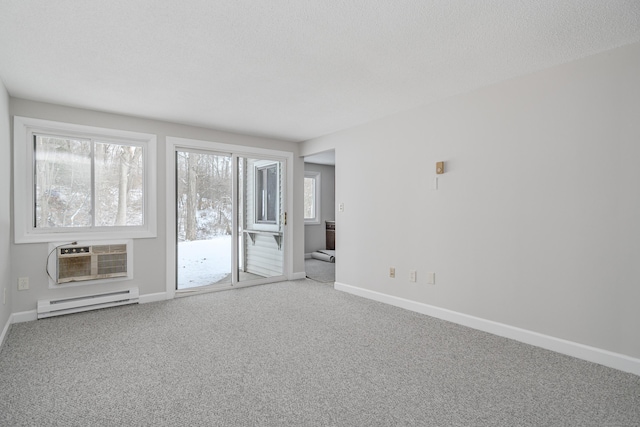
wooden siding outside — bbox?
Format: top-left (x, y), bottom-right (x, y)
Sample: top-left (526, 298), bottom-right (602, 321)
top-left (243, 158), bottom-right (283, 277)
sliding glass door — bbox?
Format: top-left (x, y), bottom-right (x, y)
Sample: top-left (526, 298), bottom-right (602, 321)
top-left (237, 156), bottom-right (284, 283)
top-left (175, 149), bottom-right (285, 291)
top-left (176, 150), bottom-right (233, 289)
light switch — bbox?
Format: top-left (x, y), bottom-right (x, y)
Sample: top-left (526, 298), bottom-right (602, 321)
top-left (427, 272), bottom-right (435, 285)
top-left (409, 270), bottom-right (417, 282)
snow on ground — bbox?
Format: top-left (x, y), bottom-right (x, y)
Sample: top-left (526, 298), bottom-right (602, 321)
top-left (177, 236), bottom-right (231, 289)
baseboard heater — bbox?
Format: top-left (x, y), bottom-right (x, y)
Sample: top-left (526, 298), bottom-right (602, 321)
top-left (37, 287), bottom-right (139, 319)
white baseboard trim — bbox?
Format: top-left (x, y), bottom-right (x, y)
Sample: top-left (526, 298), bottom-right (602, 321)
top-left (290, 272), bottom-right (307, 280)
top-left (334, 282), bottom-right (640, 376)
top-left (0, 313), bottom-right (12, 350)
top-left (11, 310), bottom-right (37, 323)
top-left (139, 292), bottom-right (168, 304)
top-left (2, 293), bottom-right (165, 334)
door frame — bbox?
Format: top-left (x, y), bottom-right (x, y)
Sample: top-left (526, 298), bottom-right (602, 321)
top-left (165, 136), bottom-right (294, 299)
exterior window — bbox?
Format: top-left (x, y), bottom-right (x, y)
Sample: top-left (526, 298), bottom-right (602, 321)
top-left (34, 135), bottom-right (144, 228)
top-left (256, 164), bottom-right (278, 224)
top-left (304, 171), bottom-right (321, 224)
top-left (14, 116), bottom-right (157, 243)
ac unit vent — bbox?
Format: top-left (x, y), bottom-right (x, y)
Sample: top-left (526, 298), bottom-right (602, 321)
top-left (57, 243), bottom-right (129, 284)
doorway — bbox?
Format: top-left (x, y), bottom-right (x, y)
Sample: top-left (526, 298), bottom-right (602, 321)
top-left (303, 149), bottom-right (336, 283)
top-left (170, 141), bottom-right (289, 294)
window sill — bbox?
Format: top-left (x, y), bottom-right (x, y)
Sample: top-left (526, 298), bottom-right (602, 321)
top-left (15, 228), bottom-right (157, 244)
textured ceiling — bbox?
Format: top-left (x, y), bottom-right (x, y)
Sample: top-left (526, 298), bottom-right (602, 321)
top-left (1, 1), bottom-right (640, 142)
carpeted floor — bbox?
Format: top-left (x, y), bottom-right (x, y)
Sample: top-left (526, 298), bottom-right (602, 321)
top-left (305, 258), bottom-right (335, 283)
top-left (1, 280), bottom-right (639, 426)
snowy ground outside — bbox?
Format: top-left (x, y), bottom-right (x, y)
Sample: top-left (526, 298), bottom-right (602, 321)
top-left (178, 236), bottom-right (231, 289)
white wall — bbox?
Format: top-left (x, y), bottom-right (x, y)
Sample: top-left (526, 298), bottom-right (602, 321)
top-left (301, 42), bottom-right (640, 359)
top-left (0, 81), bottom-right (11, 335)
top-left (304, 163), bottom-right (335, 254)
top-left (9, 98), bottom-right (305, 313)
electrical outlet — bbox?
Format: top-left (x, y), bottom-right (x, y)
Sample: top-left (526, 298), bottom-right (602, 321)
top-left (409, 270), bottom-right (417, 283)
top-left (18, 277), bottom-right (29, 291)
top-left (389, 267), bottom-right (395, 278)
top-left (427, 272), bottom-right (435, 285)
top-left (339, 203), bottom-right (344, 212)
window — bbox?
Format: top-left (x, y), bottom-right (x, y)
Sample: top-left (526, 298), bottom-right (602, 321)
top-left (304, 171), bottom-right (321, 225)
top-left (14, 116), bottom-right (157, 243)
top-left (34, 135), bottom-right (144, 228)
top-left (255, 163), bottom-right (279, 224)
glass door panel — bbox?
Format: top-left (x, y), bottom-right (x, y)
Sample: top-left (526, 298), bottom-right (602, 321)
top-left (176, 150), bottom-right (233, 289)
top-left (237, 156), bottom-right (284, 282)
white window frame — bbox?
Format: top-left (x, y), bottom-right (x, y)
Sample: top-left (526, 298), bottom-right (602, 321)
top-left (255, 162), bottom-right (280, 225)
top-left (13, 116), bottom-right (157, 243)
top-left (251, 159), bottom-right (281, 232)
top-left (304, 171), bottom-right (321, 225)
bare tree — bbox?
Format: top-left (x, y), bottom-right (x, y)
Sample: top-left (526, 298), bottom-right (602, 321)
top-left (35, 138), bottom-right (55, 228)
top-left (184, 152), bottom-right (198, 241)
top-left (115, 146), bottom-right (141, 226)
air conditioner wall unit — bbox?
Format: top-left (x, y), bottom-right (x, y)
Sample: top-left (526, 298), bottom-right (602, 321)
top-left (48, 240), bottom-right (133, 288)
